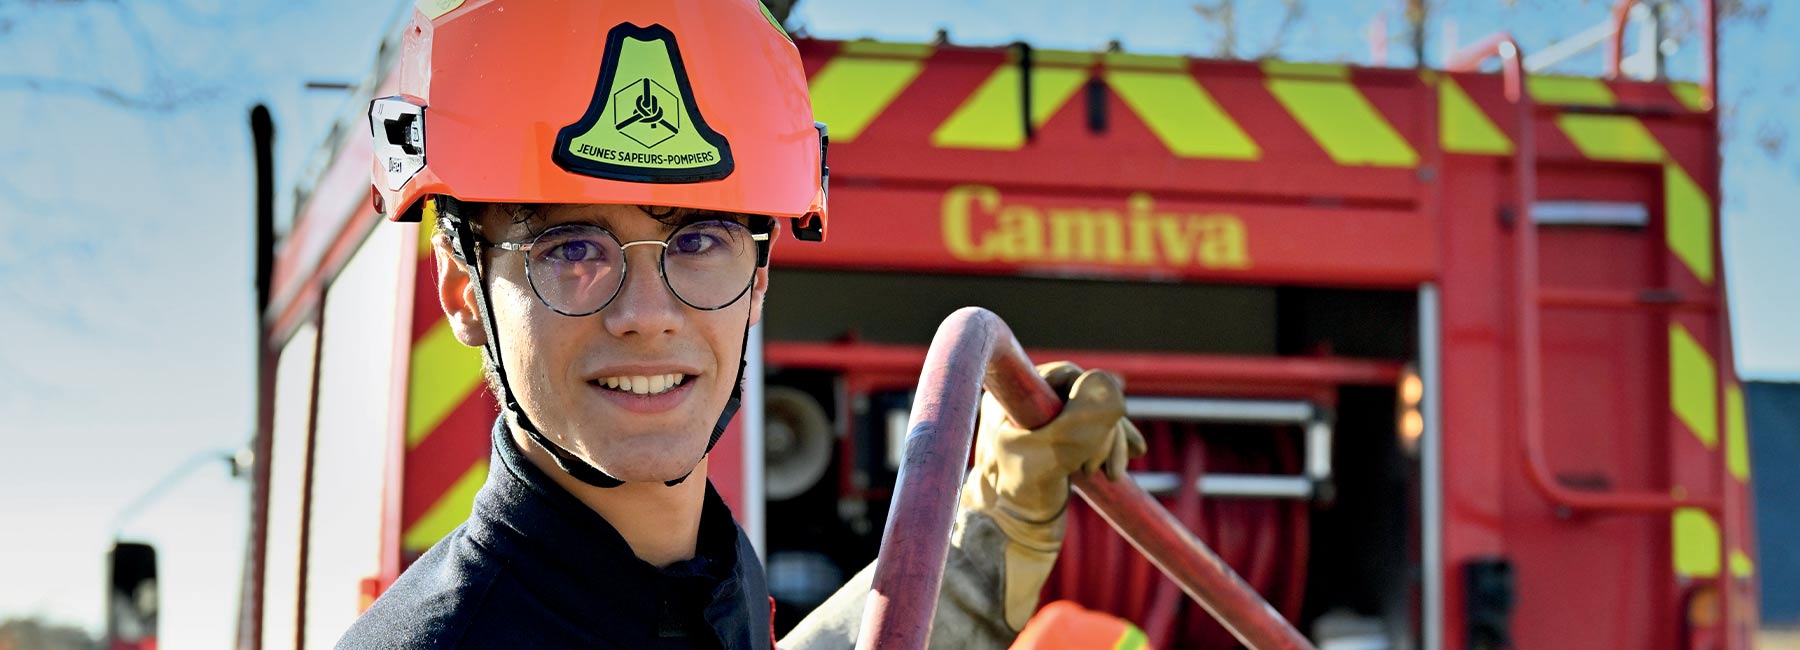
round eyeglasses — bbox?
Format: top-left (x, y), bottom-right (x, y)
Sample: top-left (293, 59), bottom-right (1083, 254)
top-left (477, 218), bottom-right (771, 316)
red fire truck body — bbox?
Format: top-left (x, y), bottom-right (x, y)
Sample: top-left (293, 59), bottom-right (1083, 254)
top-left (243, 17), bottom-right (1757, 650)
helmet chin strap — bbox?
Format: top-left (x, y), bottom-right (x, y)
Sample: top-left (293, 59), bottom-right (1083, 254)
top-left (450, 208), bottom-right (744, 489)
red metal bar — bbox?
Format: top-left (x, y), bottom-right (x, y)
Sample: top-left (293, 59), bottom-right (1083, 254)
top-left (764, 341), bottom-right (1405, 389)
top-left (1605, 0), bottom-right (1716, 110)
top-left (857, 307), bottom-right (1314, 650)
top-left (1702, 0), bottom-right (1716, 107)
top-left (1605, 0), bottom-right (1645, 79)
top-left (1698, 2), bottom-right (1737, 645)
top-left (1070, 474), bottom-right (1312, 650)
top-left (378, 224), bottom-right (421, 600)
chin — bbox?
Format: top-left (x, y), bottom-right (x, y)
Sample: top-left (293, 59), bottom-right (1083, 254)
top-left (578, 433), bottom-right (710, 484)
top-left (593, 459), bottom-right (701, 484)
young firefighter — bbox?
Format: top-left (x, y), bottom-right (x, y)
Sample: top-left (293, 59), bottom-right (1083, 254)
top-left (343, 1), bottom-right (1145, 647)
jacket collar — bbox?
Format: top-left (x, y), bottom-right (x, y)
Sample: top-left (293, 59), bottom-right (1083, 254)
top-left (464, 417), bottom-right (770, 648)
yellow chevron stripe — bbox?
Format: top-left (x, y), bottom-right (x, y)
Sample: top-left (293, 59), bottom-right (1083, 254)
top-left (1268, 78), bottom-right (1418, 167)
top-left (1437, 75), bottom-right (1513, 155)
top-left (416, 219), bottom-right (436, 258)
top-left (1262, 60), bottom-right (1349, 80)
top-left (1105, 69), bottom-right (1258, 160)
top-left (932, 64), bottom-right (1088, 150)
top-left (1114, 625), bottom-right (1150, 650)
top-left (807, 42), bottom-right (930, 144)
top-left (1102, 51), bottom-right (1185, 71)
top-left (1732, 549), bottom-right (1755, 578)
top-left (417, 0), bottom-right (464, 21)
top-left (1670, 82), bottom-right (1710, 112)
top-left (1529, 75), bottom-right (1616, 106)
top-left (1726, 382), bottom-right (1750, 482)
top-left (407, 318), bottom-right (486, 448)
top-left (1673, 506), bottom-right (1721, 578)
top-left (1556, 114), bottom-right (1666, 163)
top-left (1664, 163), bottom-right (1716, 284)
top-left (1553, 107), bottom-right (1715, 286)
top-left (402, 460), bottom-right (488, 552)
top-left (839, 40), bottom-right (933, 58)
top-left (1527, 77), bottom-right (1717, 288)
top-left (1670, 323), bottom-right (1719, 449)
top-left (1035, 50), bottom-right (1097, 66)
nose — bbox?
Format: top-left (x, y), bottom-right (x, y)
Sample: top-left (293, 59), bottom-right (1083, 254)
top-left (601, 244), bottom-right (682, 338)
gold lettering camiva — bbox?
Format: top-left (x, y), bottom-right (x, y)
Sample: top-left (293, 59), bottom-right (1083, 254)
top-left (941, 185), bottom-right (1250, 269)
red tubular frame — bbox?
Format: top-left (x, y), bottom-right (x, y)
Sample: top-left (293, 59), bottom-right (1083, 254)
top-left (1069, 465), bottom-right (1313, 649)
top-left (1601, 0), bottom-right (1715, 107)
top-left (1604, 0), bottom-right (1718, 108)
top-left (1452, 16), bottom-right (1737, 648)
top-left (1604, 0), bottom-right (1647, 80)
top-left (855, 307), bottom-right (1314, 650)
top-left (1451, 34), bottom-right (1717, 516)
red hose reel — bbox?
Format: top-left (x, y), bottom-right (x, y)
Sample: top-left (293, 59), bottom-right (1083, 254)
top-left (1043, 419), bottom-right (1311, 649)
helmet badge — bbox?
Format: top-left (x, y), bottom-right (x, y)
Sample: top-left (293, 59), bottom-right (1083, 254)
top-left (553, 23), bottom-right (735, 184)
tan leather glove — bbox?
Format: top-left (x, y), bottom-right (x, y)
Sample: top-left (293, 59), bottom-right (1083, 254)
top-left (780, 362), bottom-right (1146, 650)
top-left (961, 361), bottom-right (1147, 631)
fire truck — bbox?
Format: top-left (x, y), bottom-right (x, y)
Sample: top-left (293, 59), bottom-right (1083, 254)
top-left (209, 2), bottom-right (1758, 648)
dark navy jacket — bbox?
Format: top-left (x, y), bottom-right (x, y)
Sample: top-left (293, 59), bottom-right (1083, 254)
top-left (338, 418), bottom-right (773, 649)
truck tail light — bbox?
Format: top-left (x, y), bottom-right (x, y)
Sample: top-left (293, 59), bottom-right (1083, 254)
top-left (359, 576), bottom-right (385, 614)
top-left (1684, 584), bottom-right (1722, 650)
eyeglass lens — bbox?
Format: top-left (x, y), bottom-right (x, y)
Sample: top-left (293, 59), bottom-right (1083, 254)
top-left (524, 219), bottom-right (758, 315)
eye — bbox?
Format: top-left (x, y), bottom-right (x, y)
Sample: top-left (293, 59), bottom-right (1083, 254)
top-left (542, 238), bottom-right (606, 264)
top-left (671, 224), bottom-right (732, 255)
top-left (671, 220), bottom-right (751, 258)
top-left (671, 230), bottom-right (718, 255)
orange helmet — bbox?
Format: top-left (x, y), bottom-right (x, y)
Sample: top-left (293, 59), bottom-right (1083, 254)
top-left (369, 0), bottom-right (828, 240)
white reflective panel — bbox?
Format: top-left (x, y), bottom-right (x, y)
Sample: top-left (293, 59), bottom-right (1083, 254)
top-left (744, 322), bottom-right (766, 560)
top-left (1531, 201), bottom-right (1649, 227)
top-left (305, 224), bottom-right (406, 648)
top-left (1125, 396), bottom-right (1314, 424)
top-left (263, 323), bottom-right (318, 650)
top-left (1420, 284), bottom-right (1444, 650)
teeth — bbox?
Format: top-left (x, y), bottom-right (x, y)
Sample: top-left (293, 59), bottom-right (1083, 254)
top-left (597, 373), bottom-right (686, 395)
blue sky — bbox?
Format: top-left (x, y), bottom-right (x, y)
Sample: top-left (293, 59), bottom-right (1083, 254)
top-left (0, 1), bottom-right (1793, 647)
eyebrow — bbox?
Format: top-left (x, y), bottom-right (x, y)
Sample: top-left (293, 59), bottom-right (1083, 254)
top-left (667, 209), bottom-right (752, 228)
top-left (534, 207), bottom-right (751, 237)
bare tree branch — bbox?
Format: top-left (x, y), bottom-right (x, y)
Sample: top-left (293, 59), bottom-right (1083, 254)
top-left (0, 74), bottom-right (217, 111)
top-left (1755, 120), bottom-right (1788, 159)
top-left (0, 0), bottom-right (242, 113)
top-left (1404, 0), bottom-right (1428, 66)
top-left (1192, 0), bottom-right (1237, 58)
top-left (1256, 0), bottom-right (1306, 59)
top-left (1716, 0), bottom-right (1770, 23)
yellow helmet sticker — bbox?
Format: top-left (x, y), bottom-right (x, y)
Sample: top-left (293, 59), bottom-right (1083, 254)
top-left (554, 23), bottom-right (734, 184)
top-left (416, 0), bottom-right (464, 21)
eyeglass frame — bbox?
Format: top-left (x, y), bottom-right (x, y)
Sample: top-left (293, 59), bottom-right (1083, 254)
top-left (468, 216), bottom-right (774, 316)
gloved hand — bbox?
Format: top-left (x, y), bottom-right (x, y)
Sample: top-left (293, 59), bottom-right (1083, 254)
top-left (961, 361), bottom-right (1147, 631)
top-left (779, 361), bottom-right (1147, 650)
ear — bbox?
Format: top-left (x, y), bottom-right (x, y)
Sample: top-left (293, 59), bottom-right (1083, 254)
top-left (433, 231), bottom-right (488, 347)
top-left (748, 219), bottom-right (780, 326)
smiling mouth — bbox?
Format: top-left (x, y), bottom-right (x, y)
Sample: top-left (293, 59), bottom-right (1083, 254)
top-left (591, 373), bottom-right (691, 396)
